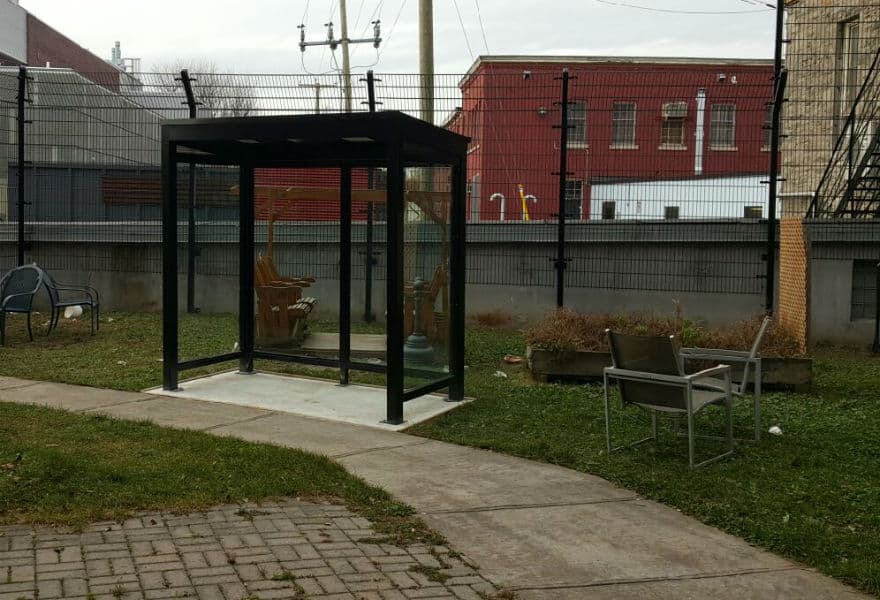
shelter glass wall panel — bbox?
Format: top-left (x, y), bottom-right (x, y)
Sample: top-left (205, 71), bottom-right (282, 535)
top-left (401, 166), bottom-right (452, 392)
top-left (179, 163), bottom-right (240, 365)
top-left (251, 167), bottom-right (343, 364)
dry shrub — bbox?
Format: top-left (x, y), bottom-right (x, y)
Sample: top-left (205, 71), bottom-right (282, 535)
top-left (523, 309), bottom-right (804, 357)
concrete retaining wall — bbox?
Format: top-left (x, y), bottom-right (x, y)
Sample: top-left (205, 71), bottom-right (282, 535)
top-left (1, 219), bottom-right (876, 346)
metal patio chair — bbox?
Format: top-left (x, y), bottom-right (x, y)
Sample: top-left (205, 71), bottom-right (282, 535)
top-left (603, 329), bottom-right (734, 469)
top-left (0, 265), bottom-right (44, 345)
top-left (680, 315), bottom-right (771, 441)
top-left (37, 267), bottom-right (100, 336)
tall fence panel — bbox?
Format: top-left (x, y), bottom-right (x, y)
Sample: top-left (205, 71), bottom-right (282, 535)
top-left (0, 61), bottom-right (792, 321)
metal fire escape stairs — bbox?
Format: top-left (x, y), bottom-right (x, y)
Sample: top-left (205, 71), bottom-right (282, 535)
top-left (810, 48), bottom-right (880, 218)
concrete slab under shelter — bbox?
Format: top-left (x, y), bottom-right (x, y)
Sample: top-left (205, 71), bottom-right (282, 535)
top-left (146, 371), bottom-right (467, 431)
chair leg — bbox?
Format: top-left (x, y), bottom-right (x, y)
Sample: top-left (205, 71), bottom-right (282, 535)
top-left (96, 304), bottom-right (100, 331)
top-left (1, 312), bottom-right (5, 346)
top-left (727, 395), bottom-right (735, 453)
top-left (754, 364), bottom-right (762, 442)
top-left (26, 312), bottom-right (33, 342)
top-left (90, 306), bottom-right (95, 336)
top-left (603, 373), bottom-right (613, 454)
top-left (687, 407), bottom-right (696, 469)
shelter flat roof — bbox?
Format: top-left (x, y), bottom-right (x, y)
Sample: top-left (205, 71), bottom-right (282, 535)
top-left (162, 110), bottom-right (469, 167)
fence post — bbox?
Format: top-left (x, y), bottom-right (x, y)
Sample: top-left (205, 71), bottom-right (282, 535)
top-left (873, 261), bottom-right (880, 354)
top-left (552, 69), bottom-right (572, 308)
top-left (179, 69), bottom-right (200, 313)
top-left (766, 0), bottom-right (787, 315)
top-left (360, 70), bottom-right (380, 322)
top-left (16, 66), bottom-right (30, 266)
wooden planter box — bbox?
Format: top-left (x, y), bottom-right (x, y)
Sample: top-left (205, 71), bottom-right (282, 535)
top-left (526, 346), bottom-right (813, 390)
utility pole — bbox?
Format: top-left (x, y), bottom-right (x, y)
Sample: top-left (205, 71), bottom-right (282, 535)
top-left (340, 0), bottom-right (352, 112)
top-left (299, 15), bottom-right (381, 113)
top-left (298, 81), bottom-right (338, 114)
top-left (419, 0), bottom-right (434, 124)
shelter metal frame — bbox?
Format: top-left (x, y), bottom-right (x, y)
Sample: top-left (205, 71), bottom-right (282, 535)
top-left (161, 111), bottom-right (469, 423)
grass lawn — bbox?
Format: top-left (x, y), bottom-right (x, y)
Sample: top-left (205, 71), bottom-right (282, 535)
top-left (0, 312), bottom-right (878, 594)
top-left (0, 400), bottom-right (438, 545)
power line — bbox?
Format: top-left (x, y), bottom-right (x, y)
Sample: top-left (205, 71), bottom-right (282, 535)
top-left (451, 0), bottom-right (475, 60)
top-left (351, 0), bottom-right (385, 60)
top-left (352, 0), bottom-right (367, 33)
top-left (473, 0), bottom-right (490, 53)
top-left (739, 0), bottom-right (776, 8)
top-left (592, 0), bottom-right (772, 15)
top-left (377, 0), bottom-right (409, 60)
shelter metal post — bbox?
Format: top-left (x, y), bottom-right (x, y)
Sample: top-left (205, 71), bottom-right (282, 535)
top-left (179, 70), bottom-right (200, 314)
top-left (161, 141), bottom-right (179, 390)
top-left (362, 70), bottom-right (380, 322)
top-left (340, 165), bottom-right (352, 384)
top-left (239, 166), bottom-right (255, 374)
top-left (385, 146), bottom-right (405, 424)
top-left (448, 156), bottom-right (467, 402)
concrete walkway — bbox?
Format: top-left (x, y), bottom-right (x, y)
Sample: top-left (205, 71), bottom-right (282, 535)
top-left (0, 377), bottom-right (870, 600)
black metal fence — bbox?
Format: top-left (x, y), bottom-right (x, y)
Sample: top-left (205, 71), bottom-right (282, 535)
top-left (2, 3), bottom-right (876, 317)
top-left (0, 62), bottom-right (782, 307)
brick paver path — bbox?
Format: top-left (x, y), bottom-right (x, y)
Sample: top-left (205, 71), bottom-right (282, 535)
top-left (0, 499), bottom-right (499, 600)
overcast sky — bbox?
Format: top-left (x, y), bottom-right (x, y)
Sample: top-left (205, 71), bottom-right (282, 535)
top-left (19, 0), bottom-right (778, 74)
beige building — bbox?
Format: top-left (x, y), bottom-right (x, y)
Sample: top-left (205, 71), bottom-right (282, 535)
top-left (779, 0), bottom-right (880, 348)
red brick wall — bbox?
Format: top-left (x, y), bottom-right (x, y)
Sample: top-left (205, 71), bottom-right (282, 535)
top-left (26, 14), bottom-right (119, 87)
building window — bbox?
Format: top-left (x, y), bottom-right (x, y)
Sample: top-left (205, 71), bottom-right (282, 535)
top-left (851, 259), bottom-right (877, 320)
top-left (469, 174), bottom-right (481, 222)
top-left (601, 201), bottom-right (616, 220)
top-left (664, 206), bottom-right (680, 220)
top-left (564, 180), bottom-right (583, 220)
top-left (763, 103), bottom-right (774, 149)
top-left (710, 104), bottom-right (736, 149)
top-left (660, 102), bottom-right (687, 148)
top-left (743, 206), bottom-right (763, 219)
top-left (567, 101), bottom-right (587, 147)
top-left (838, 17), bottom-right (862, 123)
top-left (611, 102), bottom-right (637, 148)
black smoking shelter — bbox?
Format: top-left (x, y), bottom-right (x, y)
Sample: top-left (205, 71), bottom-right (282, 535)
top-left (161, 111), bottom-right (469, 423)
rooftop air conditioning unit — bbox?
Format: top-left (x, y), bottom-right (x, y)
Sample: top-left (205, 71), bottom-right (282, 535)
top-left (662, 102), bottom-right (688, 119)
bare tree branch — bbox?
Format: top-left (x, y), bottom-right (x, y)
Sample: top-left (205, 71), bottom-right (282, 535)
top-left (152, 60), bottom-right (256, 118)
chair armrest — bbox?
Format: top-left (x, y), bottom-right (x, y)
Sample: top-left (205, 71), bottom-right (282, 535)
top-left (680, 347), bottom-right (751, 358)
top-left (682, 353), bottom-right (757, 366)
top-left (2, 291), bottom-right (37, 309)
top-left (53, 284), bottom-right (99, 303)
top-left (685, 364), bottom-right (731, 382)
top-left (604, 366), bottom-right (689, 386)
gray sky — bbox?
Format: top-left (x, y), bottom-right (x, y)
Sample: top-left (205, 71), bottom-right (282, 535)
top-left (19, 0), bottom-right (777, 74)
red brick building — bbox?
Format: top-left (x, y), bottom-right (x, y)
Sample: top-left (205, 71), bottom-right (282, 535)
top-left (446, 56), bottom-right (775, 221)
